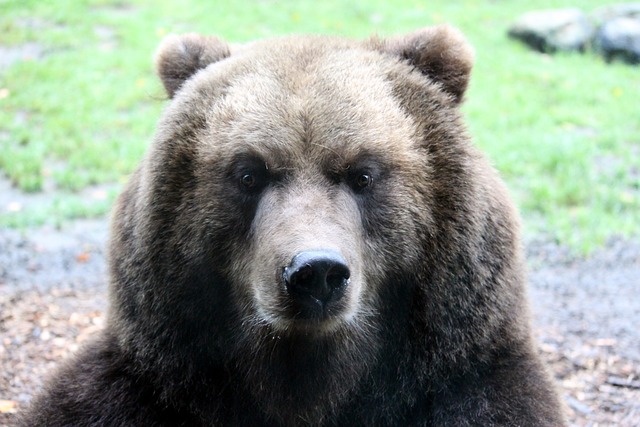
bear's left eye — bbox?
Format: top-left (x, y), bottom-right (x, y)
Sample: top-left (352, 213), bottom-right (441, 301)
top-left (345, 160), bottom-right (381, 193)
top-left (355, 173), bottom-right (372, 189)
top-left (348, 170), bottom-right (374, 192)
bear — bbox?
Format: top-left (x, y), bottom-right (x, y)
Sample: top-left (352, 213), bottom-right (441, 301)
top-left (21, 26), bottom-right (566, 426)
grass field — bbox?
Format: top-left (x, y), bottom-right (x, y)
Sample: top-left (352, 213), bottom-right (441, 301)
top-left (0, 0), bottom-right (638, 252)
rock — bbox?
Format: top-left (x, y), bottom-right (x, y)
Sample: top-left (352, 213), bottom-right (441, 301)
top-left (0, 43), bottom-right (45, 71)
top-left (508, 8), bottom-right (595, 53)
top-left (592, 3), bottom-right (640, 24)
top-left (595, 16), bottom-right (640, 64)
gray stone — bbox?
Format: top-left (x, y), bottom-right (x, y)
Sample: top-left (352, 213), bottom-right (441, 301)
top-left (592, 3), bottom-right (640, 24)
top-left (596, 16), bottom-right (640, 64)
top-left (508, 8), bottom-right (595, 53)
top-left (0, 43), bottom-right (45, 71)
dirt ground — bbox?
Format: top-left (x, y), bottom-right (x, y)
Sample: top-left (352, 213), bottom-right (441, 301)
top-left (1, 218), bottom-right (639, 426)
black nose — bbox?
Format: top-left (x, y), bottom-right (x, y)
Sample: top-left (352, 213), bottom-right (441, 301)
top-left (283, 250), bottom-right (350, 306)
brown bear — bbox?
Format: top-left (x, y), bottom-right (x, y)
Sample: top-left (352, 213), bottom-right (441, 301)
top-left (21, 26), bottom-right (566, 426)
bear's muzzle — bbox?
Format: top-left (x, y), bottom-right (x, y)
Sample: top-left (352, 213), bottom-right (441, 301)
top-left (282, 249), bottom-right (350, 320)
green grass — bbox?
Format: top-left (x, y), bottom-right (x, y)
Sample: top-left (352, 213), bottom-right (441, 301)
top-left (0, 0), bottom-right (638, 252)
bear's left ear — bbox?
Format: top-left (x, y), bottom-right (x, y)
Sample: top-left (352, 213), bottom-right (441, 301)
top-left (154, 33), bottom-right (231, 98)
top-left (381, 25), bottom-right (474, 104)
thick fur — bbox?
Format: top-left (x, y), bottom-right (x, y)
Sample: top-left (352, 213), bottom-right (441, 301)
top-left (22, 26), bottom-right (566, 426)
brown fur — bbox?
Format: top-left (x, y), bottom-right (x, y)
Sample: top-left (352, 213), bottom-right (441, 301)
top-left (22, 26), bottom-right (566, 426)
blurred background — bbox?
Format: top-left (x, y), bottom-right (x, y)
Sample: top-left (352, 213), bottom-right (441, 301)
top-left (0, 0), bottom-right (638, 425)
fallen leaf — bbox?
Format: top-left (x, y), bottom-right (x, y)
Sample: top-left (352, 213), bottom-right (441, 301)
top-left (594, 338), bottom-right (616, 347)
top-left (7, 201), bottom-right (22, 212)
top-left (76, 252), bottom-right (91, 263)
top-left (0, 400), bottom-right (17, 414)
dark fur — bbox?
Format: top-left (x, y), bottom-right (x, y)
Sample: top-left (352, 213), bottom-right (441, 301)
top-left (22, 26), bottom-right (566, 426)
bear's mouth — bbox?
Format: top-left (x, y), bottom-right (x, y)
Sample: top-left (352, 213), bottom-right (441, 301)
top-left (284, 287), bottom-right (349, 321)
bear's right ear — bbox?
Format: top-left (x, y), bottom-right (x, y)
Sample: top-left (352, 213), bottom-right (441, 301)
top-left (154, 33), bottom-right (231, 98)
top-left (381, 25), bottom-right (474, 104)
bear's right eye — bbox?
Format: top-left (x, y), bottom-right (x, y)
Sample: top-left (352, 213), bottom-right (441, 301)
top-left (232, 157), bottom-right (270, 194)
top-left (238, 170), bottom-right (268, 192)
top-left (240, 173), bottom-right (257, 188)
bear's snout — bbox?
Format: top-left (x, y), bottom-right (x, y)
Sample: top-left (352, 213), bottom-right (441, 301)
top-left (282, 250), bottom-right (350, 320)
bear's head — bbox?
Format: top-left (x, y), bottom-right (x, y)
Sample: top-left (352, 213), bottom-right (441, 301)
top-left (107, 26), bottom-right (523, 422)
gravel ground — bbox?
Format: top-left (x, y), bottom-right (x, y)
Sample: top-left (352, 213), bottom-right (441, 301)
top-left (1, 218), bottom-right (639, 426)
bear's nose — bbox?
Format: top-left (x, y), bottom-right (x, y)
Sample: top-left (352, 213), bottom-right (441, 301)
top-left (283, 250), bottom-right (350, 307)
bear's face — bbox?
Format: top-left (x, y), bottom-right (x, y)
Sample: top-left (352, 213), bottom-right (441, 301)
top-left (196, 45), bottom-right (427, 333)
top-left (139, 30), bottom-right (472, 337)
